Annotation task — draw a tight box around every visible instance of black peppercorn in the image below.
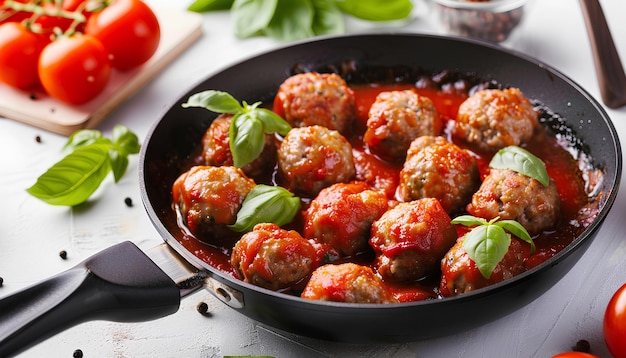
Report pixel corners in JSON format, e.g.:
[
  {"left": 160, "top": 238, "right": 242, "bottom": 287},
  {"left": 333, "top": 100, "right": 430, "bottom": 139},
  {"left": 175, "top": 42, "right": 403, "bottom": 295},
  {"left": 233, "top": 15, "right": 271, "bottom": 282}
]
[
  {"left": 0, "top": 276, "right": 4, "bottom": 287},
  {"left": 73, "top": 349, "right": 83, "bottom": 358},
  {"left": 574, "top": 339, "right": 591, "bottom": 353},
  {"left": 196, "top": 301, "right": 211, "bottom": 316},
  {"left": 124, "top": 197, "right": 133, "bottom": 207},
  {"left": 35, "top": 135, "right": 42, "bottom": 143},
  {"left": 59, "top": 250, "right": 67, "bottom": 260}
]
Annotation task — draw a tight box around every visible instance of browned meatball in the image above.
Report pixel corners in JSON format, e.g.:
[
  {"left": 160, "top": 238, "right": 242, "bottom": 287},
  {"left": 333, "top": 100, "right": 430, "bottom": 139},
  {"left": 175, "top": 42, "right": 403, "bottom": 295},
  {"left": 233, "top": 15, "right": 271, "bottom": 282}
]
[
  {"left": 273, "top": 72, "right": 356, "bottom": 134},
  {"left": 172, "top": 166, "right": 255, "bottom": 237},
  {"left": 201, "top": 114, "right": 276, "bottom": 178},
  {"left": 364, "top": 90, "right": 442, "bottom": 162},
  {"left": 467, "top": 168, "right": 560, "bottom": 236},
  {"left": 440, "top": 236, "right": 526, "bottom": 297},
  {"left": 399, "top": 136, "right": 480, "bottom": 215},
  {"left": 231, "top": 223, "right": 329, "bottom": 291},
  {"left": 277, "top": 125, "right": 356, "bottom": 197},
  {"left": 301, "top": 263, "right": 398, "bottom": 303},
  {"left": 369, "top": 198, "right": 457, "bottom": 282},
  {"left": 304, "top": 181, "right": 389, "bottom": 257},
  {"left": 453, "top": 87, "right": 538, "bottom": 153}
]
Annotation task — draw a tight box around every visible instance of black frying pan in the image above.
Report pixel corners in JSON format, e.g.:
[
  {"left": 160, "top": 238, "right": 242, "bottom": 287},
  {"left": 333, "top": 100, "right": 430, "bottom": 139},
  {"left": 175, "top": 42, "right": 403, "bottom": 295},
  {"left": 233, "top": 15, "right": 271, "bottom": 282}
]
[{"left": 0, "top": 34, "right": 621, "bottom": 356}]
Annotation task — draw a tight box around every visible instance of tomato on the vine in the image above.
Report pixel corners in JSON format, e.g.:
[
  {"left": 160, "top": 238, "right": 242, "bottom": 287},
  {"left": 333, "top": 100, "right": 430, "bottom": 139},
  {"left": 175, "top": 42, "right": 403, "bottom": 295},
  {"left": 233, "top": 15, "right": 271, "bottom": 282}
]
[
  {"left": 0, "top": 22, "right": 49, "bottom": 89},
  {"left": 604, "top": 283, "right": 626, "bottom": 358},
  {"left": 85, "top": 0, "right": 160, "bottom": 70},
  {"left": 38, "top": 34, "right": 111, "bottom": 104},
  {"left": 552, "top": 353, "right": 599, "bottom": 358},
  {"left": 0, "top": 0, "right": 30, "bottom": 24}
]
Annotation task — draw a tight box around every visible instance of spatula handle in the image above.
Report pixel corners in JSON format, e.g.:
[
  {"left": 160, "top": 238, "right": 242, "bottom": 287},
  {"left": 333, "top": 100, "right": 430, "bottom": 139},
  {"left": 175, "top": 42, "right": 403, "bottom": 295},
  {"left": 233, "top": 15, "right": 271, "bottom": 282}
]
[{"left": 0, "top": 241, "right": 180, "bottom": 357}]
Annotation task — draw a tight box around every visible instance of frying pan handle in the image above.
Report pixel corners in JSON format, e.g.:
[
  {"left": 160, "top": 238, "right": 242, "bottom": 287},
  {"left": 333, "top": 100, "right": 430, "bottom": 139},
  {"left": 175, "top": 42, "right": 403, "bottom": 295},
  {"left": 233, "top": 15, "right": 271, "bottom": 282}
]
[{"left": 0, "top": 241, "right": 181, "bottom": 357}]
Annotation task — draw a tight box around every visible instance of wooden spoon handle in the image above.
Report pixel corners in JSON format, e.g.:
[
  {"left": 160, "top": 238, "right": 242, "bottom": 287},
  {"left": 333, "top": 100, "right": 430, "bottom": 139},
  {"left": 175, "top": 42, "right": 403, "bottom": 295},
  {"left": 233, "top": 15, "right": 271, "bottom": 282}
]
[{"left": 579, "top": 0, "right": 626, "bottom": 108}]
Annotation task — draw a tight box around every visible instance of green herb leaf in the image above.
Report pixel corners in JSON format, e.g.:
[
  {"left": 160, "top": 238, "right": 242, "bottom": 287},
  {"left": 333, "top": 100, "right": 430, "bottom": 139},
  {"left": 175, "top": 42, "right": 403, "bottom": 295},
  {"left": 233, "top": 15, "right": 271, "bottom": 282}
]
[
  {"left": 489, "top": 146, "right": 550, "bottom": 187},
  {"left": 27, "top": 143, "right": 112, "bottom": 206},
  {"left": 27, "top": 125, "right": 140, "bottom": 206},
  {"left": 463, "top": 224, "right": 511, "bottom": 280},
  {"left": 232, "top": 0, "right": 278, "bottom": 38},
  {"left": 264, "top": 0, "right": 315, "bottom": 42},
  {"left": 228, "top": 184, "right": 301, "bottom": 232},
  {"left": 453, "top": 215, "right": 535, "bottom": 279},
  {"left": 311, "top": 0, "right": 344, "bottom": 36},
  {"left": 335, "top": 0, "right": 413, "bottom": 21},
  {"left": 255, "top": 108, "right": 291, "bottom": 136},
  {"left": 182, "top": 90, "right": 243, "bottom": 114},
  {"left": 495, "top": 219, "right": 535, "bottom": 254},
  {"left": 187, "top": 0, "right": 234, "bottom": 12},
  {"left": 229, "top": 112, "right": 265, "bottom": 168}
]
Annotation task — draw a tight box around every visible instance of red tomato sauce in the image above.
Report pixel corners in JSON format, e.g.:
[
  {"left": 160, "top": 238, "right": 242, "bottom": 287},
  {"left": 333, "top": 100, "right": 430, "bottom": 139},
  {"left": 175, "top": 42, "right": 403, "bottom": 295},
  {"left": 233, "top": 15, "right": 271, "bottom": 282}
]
[{"left": 175, "top": 82, "right": 598, "bottom": 299}]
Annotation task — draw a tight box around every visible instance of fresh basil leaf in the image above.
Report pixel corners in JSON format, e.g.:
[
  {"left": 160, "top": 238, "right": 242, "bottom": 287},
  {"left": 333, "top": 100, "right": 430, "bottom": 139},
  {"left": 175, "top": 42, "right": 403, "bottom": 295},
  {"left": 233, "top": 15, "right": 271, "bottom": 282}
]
[
  {"left": 451, "top": 215, "right": 488, "bottom": 227},
  {"left": 232, "top": 0, "right": 278, "bottom": 38},
  {"left": 26, "top": 143, "right": 112, "bottom": 206},
  {"left": 489, "top": 146, "right": 550, "bottom": 187},
  {"left": 311, "top": 0, "right": 344, "bottom": 36},
  {"left": 63, "top": 129, "right": 104, "bottom": 154},
  {"left": 108, "top": 149, "right": 128, "bottom": 183},
  {"left": 229, "top": 184, "right": 301, "bottom": 232},
  {"left": 187, "top": 0, "right": 234, "bottom": 12},
  {"left": 230, "top": 112, "right": 265, "bottom": 168},
  {"left": 255, "top": 108, "right": 291, "bottom": 136},
  {"left": 335, "top": 0, "right": 413, "bottom": 21},
  {"left": 463, "top": 224, "right": 511, "bottom": 279},
  {"left": 264, "top": 0, "right": 315, "bottom": 42},
  {"left": 495, "top": 219, "right": 535, "bottom": 254},
  {"left": 182, "top": 90, "right": 243, "bottom": 114},
  {"left": 112, "top": 124, "right": 140, "bottom": 156}
]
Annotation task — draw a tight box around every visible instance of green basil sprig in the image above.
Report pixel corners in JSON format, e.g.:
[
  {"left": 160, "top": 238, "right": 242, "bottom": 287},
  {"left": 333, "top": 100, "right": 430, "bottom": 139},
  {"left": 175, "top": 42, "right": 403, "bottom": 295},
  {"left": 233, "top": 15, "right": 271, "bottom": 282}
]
[
  {"left": 26, "top": 125, "right": 140, "bottom": 206},
  {"left": 489, "top": 146, "right": 549, "bottom": 187},
  {"left": 187, "top": 0, "right": 413, "bottom": 42},
  {"left": 229, "top": 184, "right": 301, "bottom": 232},
  {"left": 182, "top": 90, "right": 291, "bottom": 168},
  {"left": 451, "top": 215, "right": 535, "bottom": 279}
]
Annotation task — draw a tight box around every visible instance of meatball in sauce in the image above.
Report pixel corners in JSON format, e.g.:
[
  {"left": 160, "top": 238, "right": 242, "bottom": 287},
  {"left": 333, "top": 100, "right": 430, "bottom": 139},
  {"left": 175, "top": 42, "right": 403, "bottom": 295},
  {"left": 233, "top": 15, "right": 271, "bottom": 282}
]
[
  {"left": 467, "top": 168, "right": 561, "bottom": 236},
  {"left": 231, "top": 223, "right": 333, "bottom": 292},
  {"left": 399, "top": 136, "right": 480, "bottom": 215},
  {"left": 301, "top": 263, "right": 397, "bottom": 304},
  {"left": 273, "top": 72, "right": 356, "bottom": 134},
  {"left": 369, "top": 198, "right": 458, "bottom": 282},
  {"left": 364, "top": 90, "right": 443, "bottom": 162},
  {"left": 277, "top": 125, "right": 356, "bottom": 196},
  {"left": 172, "top": 166, "right": 255, "bottom": 238},
  {"left": 453, "top": 87, "right": 538, "bottom": 153},
  {"left": 304, "top": 181, "right": 390, "bottom": 257}
]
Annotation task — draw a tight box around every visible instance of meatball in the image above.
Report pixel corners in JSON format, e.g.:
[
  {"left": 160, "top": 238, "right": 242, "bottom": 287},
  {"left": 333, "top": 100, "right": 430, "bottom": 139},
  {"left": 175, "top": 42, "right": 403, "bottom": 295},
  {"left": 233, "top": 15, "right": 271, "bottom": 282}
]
[
  {"left": 201, "top": 114, "right": 276, "bottom": 177},
  {"left": 277, "top": 125, "right": 356, "bottom": 197},
  {"left": 440, "top": 236, "right": 526, "bottom": 297},
  {"left": 231, "top": 223, "right": 329, "bottom": 291},
  {"left": 274, "top": 72, "right": 356, "bottom": 134},
  {"left": 172, "top": 166, "right": 255, "bottom": 237},
  {"left": 364, "top": 90, "right": 442, "bottom": 162},
  {"left": 466, "top": 168, "right": 560, "bottom": 236},
  {"left": 453, "top": 87, "right": 538, "bottom": 153},
  {"left": 399, "top": 136, "right": 480, "bottom": 215},
  {"left": 301, "top": 263, "right": 398, "bottom": 304},
  {"left": 304, "top": 181, "right": 389, "bottom": 256},
  {"left": 369, "top": 198, "right": 457, "bottom": 282}
]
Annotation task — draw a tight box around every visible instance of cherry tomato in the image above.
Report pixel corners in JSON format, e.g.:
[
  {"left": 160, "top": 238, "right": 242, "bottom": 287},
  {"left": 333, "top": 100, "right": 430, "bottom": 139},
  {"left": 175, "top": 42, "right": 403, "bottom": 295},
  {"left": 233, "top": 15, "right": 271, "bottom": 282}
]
[
  {"left": 0, "top": 22, "right": 49, "bottom": 89},
  {"left": 552, "top": 353, "right": 599, "bottom": 358},
  {"left": 38, "top": 34, "right": 111, "bottom": 104},
  {"left": 604, "top": 283, "right": 626, "bottom": 358},
  {"left": 85, "top": 0, "right": 160, "bottom": 70}
]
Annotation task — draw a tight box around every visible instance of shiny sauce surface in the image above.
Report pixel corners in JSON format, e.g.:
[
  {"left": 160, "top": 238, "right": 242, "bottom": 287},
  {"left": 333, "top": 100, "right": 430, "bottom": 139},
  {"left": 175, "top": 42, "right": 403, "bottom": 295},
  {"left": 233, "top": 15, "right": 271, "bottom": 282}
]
[{"left": 175, "top": 82, "right": 598, "bottom": 298}]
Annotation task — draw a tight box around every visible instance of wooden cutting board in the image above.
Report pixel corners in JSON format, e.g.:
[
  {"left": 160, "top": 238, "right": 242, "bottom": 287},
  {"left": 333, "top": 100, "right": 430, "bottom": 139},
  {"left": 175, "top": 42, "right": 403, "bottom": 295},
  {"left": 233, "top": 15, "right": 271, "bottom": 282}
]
[{"left": 0, "top": 5, "right": 203, "bottom": 136}]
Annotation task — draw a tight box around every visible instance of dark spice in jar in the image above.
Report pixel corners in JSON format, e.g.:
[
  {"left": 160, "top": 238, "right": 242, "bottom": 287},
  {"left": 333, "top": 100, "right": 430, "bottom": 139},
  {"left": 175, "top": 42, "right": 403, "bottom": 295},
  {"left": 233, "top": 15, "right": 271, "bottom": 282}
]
[{"left": 436, "top": 2, "right": 524, "bottom": 43}]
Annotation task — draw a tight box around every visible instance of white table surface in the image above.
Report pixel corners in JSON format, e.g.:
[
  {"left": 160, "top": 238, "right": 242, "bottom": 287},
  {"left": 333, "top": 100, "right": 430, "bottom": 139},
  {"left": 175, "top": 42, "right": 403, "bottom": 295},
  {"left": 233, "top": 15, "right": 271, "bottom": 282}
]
[{"left": 2, "top": 0, "right": 626, "bottom": 357}]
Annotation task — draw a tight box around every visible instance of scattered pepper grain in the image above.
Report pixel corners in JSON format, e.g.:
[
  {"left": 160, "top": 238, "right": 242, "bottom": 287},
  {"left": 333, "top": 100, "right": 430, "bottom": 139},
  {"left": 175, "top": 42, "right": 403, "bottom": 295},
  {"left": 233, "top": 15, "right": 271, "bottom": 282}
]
[
  {"left": 0, "top": 276, "right": 4, "bottom": 287},
  {"left": 73, "top": 349, "right": 83, "bottom": 358},
  {"left": 196, "top": 301, "right": 211, "bottom": 316},
  {"left": 124, "top": 197, "right": 133, "bottom": 207},
  {"left": 574, "top": 339, "right": 591, "bottom": 353},
  {"left": 35, "top": 135, "right": 42, "bottom": 143},
  {"left": 59, "top": 250, "right": 67, "bottom": 260}
]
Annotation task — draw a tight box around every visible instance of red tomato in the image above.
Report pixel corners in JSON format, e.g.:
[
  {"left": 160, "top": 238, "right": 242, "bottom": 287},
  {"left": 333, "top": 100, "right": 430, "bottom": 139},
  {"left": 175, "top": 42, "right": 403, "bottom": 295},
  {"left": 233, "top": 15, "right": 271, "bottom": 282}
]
[
  {"left": 85, "top": 0, "right": 160, "bottom": 70},
  {"left": 605, "top": 283, "right": 626, "bottom": 358},
  {"left": 0, "top": 22, "right": 49, "bottom": 89},
  {"left": 552, "top": 353, "right": 599, "bottom": 358},
  {"left": 38, "top": 34, "right": 111, "bottom": 104}
]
